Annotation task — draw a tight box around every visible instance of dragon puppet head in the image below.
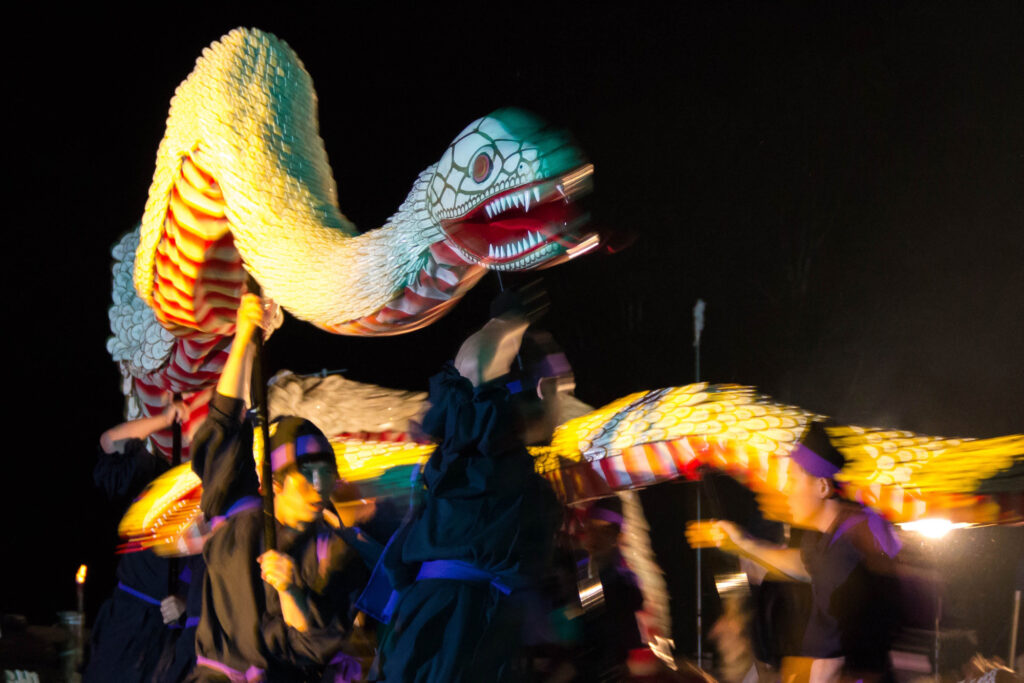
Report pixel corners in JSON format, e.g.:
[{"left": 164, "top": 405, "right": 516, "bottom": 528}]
[
  {"left": 130, "top": 28, "right": 597, "bottom": 340},
  {"left": 426, "top": 109, "right": 595, "bottom": 270}
]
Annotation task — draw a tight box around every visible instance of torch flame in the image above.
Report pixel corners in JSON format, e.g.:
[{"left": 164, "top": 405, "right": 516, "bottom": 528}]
[{"left": 76, "top": 564, "right": 87, "bottom": 584}]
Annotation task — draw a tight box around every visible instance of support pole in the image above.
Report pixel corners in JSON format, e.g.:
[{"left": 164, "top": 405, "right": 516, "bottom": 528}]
[
  {"left": 696, "top": 488, "right": 702, "bottom": 668},
  {"left": 169, "top": 393, "right": 182, "bottom": 594},
  {"left": 171, "top": 393, "right": 182, "bottom": 467},
  {"left": 1010, "top": 589, "right": 1021, "bottom": 672},
  {"left": 693, "top": 299, "right": 705, "bottom": 668},
  {"left": 934, "top": 593, "right": 941, "bottom": 683}
]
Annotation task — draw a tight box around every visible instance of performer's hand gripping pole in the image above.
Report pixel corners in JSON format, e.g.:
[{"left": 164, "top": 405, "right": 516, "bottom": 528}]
[{"left": 248, "top": 278, "right": 276, "bottom": 552}]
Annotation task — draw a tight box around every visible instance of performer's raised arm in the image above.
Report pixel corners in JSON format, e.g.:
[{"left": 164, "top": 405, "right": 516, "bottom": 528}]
[
  {"left": 191, "top": 293, "right": 265, "bottom": 518},
  {"left": 686, "top": 519, "right": 810, "bottom": 581},
  {"left": 99, "top": 400, "right": 185, "bottom": 454},
  {"left": 217, "top": 293, "right": 262, "bottom": 400},
  {"left": 95, "top": 401, "right": 187, "bottom": 505}
]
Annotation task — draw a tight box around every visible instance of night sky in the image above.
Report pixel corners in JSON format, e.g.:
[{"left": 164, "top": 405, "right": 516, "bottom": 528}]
[{"left": 6, "top": 1, "right": 1023, "bottom": 655}]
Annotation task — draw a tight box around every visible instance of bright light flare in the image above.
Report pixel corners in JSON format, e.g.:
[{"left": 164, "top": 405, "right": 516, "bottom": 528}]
[
  {"left": 898, "top": 518, "right": 969, "bottom": 538},
  {"left": 715, "top": 572, "right": 750, "bottom": 595},
  {"left": 76, "top": 564, "right": 87, "bottom": 584},
  {"left": 578, "top": 575, "right": 605, "bottom": 611},
  {"left": 649, "top": 635, "right": 678, "bottom": 671}
]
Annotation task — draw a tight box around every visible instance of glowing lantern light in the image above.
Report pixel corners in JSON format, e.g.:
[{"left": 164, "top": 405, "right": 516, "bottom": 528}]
[{"left": 898, "top": 518, "right": 969, "bottom": 539}]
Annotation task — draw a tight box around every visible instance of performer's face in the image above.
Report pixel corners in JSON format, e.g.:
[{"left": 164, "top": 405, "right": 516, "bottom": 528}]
[
  {"left": 580, "top": 519, "right": 619, "bottom": 558},
  {"left": 299, "top": 461, "right": 337, "bottom": 502},
  {"left": 786, "top": 465, "right": 830, "bottom": 528},
  {"left": 274, "top": 462, "right": 336, "bottom": 530},
  {"left": 520, "top": 379, "right": 561, "bottom": 446}
]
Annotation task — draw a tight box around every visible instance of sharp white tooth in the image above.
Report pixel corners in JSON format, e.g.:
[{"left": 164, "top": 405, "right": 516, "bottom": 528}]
[
  {"left": 486, "top": 204, "right": 493, "bottom": 219},
  {"left": 488, "top": 243, "right": 495, "bottom": 258},
  {"left": 513, "top": 193, "right": 522, "bottom": 207},
  {"left": 522, "top": 190, "right": 531, "bottom": 212},
  {"left": 529, "top": 231, "right": 539, "bottom": 246},
  {"left": 518, "top": 238, "right": 528, "bottom": 254},
  {"left": 533, "top": 187, "right": 541, "bottom": 202}
]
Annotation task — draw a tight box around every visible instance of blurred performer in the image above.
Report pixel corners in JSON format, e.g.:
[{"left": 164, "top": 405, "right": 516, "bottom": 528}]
[
  {"left": 153, "top": 554, "right": 206, "bottom": 683},
  {"left": 84, "top": 402, "right": 189, "bottom": 683},
  {"left": 744, "top": 531, "right": 813, "bottom": 683},
  {"left": 373, "top": 308, "right": 565, "bottom": 681},
  {"left": 574, "top": 497, "right": 645, "bottom": 682},
  {"left": 187, "top": 294, "right": 367, "bottom": 683},
  {"left": 687, "top": 422, "right": 902, "bottom": 683}
]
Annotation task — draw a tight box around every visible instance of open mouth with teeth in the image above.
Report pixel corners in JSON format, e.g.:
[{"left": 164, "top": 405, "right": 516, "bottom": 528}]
[{"left": 439, "top": 164, "right": 595, "bottom": 269}]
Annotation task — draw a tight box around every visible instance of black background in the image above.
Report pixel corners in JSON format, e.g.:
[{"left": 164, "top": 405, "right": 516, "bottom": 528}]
[{"left": 5, "top": 1, "right": 1022, "bottom": 658}]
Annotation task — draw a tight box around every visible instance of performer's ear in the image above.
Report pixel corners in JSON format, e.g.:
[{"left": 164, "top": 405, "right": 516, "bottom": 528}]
[{"left": 817, "top": 477, "right": 833, "bottom": 500}]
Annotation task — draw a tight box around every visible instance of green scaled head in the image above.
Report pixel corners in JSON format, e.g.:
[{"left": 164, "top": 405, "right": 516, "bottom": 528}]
[{"left": 427, "top": 108, "right": 596, "bottom": 270}]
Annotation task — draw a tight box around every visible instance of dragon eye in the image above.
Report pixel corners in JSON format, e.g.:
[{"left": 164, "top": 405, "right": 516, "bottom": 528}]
[{"left": 471, "top": 153, "right": 493, "bottom": 183}]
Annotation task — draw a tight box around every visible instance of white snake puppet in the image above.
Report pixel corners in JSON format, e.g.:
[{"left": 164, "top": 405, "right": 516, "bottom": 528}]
[{"left": 107, "top": 28, "right": 596, "bottom": 457}]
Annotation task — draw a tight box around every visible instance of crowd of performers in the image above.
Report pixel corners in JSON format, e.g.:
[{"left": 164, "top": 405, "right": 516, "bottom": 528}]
[{"left": 83, "top": 292, "right": 982, "bottom": 683}]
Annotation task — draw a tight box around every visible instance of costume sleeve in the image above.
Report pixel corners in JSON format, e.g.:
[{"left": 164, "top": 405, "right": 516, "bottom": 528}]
[
  {"left": 260, "top": 613, "right": 348, "bottom": 669},
  {"left": 201, "top": 513, "right": 347, "bottom": 672},
  {"left": 419, "top": 361, "right": 525, "bottom": 498},
  {"left": 385, "top": 361, "right": 561, "bottom": 582},
  {"left": 261, "top": 536, "right": 361, "bottom": 668},
  {"left": 94, "top": 437, "right": 169, "bottom": 504},
  {"left": 191, "top": 392, "right": 260, "bottom": 518}
]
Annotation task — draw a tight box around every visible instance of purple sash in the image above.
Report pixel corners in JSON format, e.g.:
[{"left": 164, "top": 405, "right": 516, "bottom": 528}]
[
  {"left": 416, "top": 559, "right": 514, "bottom": 595},
  {"left": 117, "top": 581, "right": 161, "bottom": 606},
  {"left": 210, "top": 496, "right": 262, "bottom": 531},
  {"left": 829, "top": 510, "right": 902, "bottom": 558},
  {"left": 195, "top": 655, "right": 264, "bottom": 682}
]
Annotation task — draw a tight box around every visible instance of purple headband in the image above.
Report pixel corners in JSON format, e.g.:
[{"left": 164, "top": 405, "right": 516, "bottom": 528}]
[
  {"left": 270, "top": 434, "right": 333, "bottom": 472},
  {"left": 790, "top": 443, "right": 841, "bottom": 479},
  {"left": 589, "top": 507, "right": 625, "bottom": 527}
]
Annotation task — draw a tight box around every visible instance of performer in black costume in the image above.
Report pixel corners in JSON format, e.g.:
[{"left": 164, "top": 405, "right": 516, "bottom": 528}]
[
  {"left": 573, "top": 497, "right": 645, "bottom": 682},
  {"left": 84, "top": 402, "right": 189, "bottom": 683},
  {"left": 154, "top": 554, "right": 206, "bottom": 683},
  {"left": 187, "top": 294, "right": 368, "bottom": 683},
  {"left": 374, "top": 309, "right": 566, "bottom": 682},
  {"left": 688, "top": 421, "right": 902, "bottom": 683}
]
